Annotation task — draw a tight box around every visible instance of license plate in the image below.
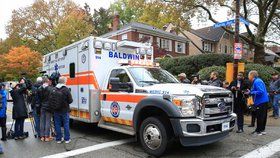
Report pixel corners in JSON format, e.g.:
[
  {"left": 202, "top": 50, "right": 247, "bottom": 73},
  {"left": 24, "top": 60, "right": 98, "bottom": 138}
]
[{"left": 222, "top": 122, "right": 230, "bottom": 131}]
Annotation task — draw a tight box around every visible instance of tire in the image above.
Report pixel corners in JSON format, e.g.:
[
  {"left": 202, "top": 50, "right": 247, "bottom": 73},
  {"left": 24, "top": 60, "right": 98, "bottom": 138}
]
[{"left": 139, "top": 117, "right": 170, "bottom": 157}]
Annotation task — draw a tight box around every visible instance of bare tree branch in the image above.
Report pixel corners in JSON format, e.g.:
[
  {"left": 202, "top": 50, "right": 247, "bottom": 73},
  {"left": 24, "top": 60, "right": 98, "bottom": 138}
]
[
  {"left": 262, "top": 0, "right": 279, "bottom": 36},
  {"left": 265, "top": 40, "right": 280, "bottom": 46},
  {"left": 243, "top": 0, "right": 255, "bottom": 38}
]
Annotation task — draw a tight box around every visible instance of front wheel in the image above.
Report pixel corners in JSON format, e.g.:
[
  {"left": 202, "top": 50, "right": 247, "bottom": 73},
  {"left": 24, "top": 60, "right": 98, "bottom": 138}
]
[{"left": 139, "top": 117, "right": 170, "bottom": 157}]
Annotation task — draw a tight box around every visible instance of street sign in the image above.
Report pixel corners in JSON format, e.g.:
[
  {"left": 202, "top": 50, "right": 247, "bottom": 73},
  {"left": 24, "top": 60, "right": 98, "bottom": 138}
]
[
  {"left": 213, "top": 19, "right": 235, "bottom": 28},
  {"left": 213, "top": 18, "right": 250, "bottom": 28},
  {"left": 234, "top": 43, "right": 243, "bottom": 59}
]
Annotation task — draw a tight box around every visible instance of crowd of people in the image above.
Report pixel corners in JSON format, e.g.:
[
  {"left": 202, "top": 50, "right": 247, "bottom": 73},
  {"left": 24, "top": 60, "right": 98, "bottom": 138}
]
[
  {"left": 178, "top": 70, "right": 276, "bottom": 136},
  {"left": 0, "top": 76, "right": 73, "bottom": 154}
]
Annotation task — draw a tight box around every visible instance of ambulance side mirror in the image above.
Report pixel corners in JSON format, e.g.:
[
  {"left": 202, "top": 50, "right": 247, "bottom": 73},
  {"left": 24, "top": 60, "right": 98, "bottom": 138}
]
[{"left": 109, "top": 77, "right": 133, "bottom": 93}]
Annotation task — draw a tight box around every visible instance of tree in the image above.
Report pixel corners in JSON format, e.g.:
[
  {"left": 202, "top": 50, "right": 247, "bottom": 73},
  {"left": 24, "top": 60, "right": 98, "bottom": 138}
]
[
  {"left": 6, "top": 0, "right": 93, "bottom": 54},
  {"left": 109, "top": 0, "right": 190, "bottom": 30},
  {"left": 164, "top": 0, "right": 280, "bottom": 64},
  {"left": 92, "top": 8, "right": 113, "bottom": 36},
  {"left": 0, "top": 46, "right": 42, "bottom": 80}
]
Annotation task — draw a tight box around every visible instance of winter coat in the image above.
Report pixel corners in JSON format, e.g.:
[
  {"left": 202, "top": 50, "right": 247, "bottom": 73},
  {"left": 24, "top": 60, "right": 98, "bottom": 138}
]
[
  {"left": 250, "top": 77, "right": 269, "bottom": 106},
  {"left": 209, "top": 78, "right": 223, "bottom": 87},
  {"left": 10, "top": 84, "right": 28, "bottom": 119},
  {"left": 30, "top": 83, "right": 42, "bottom": 110},
  {"left": 229, "top": 79, "right": 250, "bottom": 111},
  {"left": 38, "top": 84, "right": 53, "bottom": 111},
  {"left": 0, "top": 90, "right": 7, "bottom": 118},
  {"left": 55, "top": 84, "right": 73, "bottom": 113}
]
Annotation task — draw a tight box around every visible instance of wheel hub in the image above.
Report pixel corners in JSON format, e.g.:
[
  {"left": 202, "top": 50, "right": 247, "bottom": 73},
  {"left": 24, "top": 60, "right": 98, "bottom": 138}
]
[{"left": 143, "top": 124, "right": 162, "bottom": 150}]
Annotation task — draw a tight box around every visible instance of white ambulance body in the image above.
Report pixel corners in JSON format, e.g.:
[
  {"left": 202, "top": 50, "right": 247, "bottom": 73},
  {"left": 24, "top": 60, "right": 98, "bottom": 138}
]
[{"left": 43, "top": 36, "right": 236, "bottom": 156}]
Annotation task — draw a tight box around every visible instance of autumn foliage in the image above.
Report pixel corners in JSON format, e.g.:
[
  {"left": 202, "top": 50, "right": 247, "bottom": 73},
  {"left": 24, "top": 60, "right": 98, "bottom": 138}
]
[{"left": 0, "top": 46, "right": 42, "bottom": 80}]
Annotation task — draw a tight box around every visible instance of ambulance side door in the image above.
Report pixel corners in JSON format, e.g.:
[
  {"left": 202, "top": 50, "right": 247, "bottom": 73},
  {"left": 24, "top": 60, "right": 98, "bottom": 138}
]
[{"left": 101, "top": 68, "right": 135, "bottom": 126}]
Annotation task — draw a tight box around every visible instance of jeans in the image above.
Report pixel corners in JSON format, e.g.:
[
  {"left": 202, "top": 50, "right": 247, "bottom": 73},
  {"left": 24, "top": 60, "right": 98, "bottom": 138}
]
[
  {"left": 272, "top": 94, "right": 280, "bottom": 117},
  {"left": 14, "top": 118, "right": 25, "bottom": 137},
  {"left": 40, "top": 109, "right": 52, "bottom": 137},
  {"left": 54, "top": 112, "right": 70, "bottom": 141},
  {"left": 235, "top": 104, "right": 244, "bottom": 130},
  {"left": 33, "top": 109, "right": 40, "bottom": 137}
]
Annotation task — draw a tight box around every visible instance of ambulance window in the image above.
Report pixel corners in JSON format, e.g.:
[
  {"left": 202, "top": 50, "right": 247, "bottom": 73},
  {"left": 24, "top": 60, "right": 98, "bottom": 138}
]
[
  {"left": 109, "top": 69, "right": 131, "bottom": 83},
  {"left": 69, "top": 63, "right": 75, "bottom": 78}
]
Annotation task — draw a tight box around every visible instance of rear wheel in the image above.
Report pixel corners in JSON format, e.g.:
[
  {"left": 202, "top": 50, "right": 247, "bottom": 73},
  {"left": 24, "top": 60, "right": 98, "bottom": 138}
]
[{"left": 139, "top": 117, "right": 170, "bottom": 157}]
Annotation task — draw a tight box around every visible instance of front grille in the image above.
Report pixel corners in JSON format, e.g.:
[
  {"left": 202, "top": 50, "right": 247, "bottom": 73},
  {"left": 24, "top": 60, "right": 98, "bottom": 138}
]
[{"left": 203, "top": 93, "right": 233, "bottom": 119}]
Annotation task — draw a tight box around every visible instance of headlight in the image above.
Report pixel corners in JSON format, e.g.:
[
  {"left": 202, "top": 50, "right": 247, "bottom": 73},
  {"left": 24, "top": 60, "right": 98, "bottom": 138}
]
[{"left": 173, "top": 96, "right": 199, "bottom": 117}]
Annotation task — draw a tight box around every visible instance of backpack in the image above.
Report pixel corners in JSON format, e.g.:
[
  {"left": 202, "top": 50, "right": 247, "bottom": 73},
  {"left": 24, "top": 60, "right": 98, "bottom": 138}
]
[{"left": 48, "top": 87, "right": 65, "bottom": 112}]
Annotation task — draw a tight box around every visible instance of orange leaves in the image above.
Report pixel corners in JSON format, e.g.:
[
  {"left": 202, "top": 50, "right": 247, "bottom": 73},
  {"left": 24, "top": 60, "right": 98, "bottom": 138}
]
[{"left": 0, "top": 46, "right": 42, "bottom": 80}]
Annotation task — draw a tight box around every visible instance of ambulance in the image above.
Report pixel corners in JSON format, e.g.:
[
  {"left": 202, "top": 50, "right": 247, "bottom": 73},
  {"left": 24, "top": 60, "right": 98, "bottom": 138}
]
[{"left": 43, "top": 36, "right": 236, "bottom": 156}]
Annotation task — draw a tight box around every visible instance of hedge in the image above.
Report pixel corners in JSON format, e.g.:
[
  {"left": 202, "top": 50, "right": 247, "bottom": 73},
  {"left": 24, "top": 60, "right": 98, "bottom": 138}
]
[
  {"left": 198, "top": 64, "right": 279, "bottom": 86},
  {"left": 198, "top": 66, "right": 226, "bottom": 81},
  {"left": 159, "top": 53, "right": 245, "bottom": 79}
]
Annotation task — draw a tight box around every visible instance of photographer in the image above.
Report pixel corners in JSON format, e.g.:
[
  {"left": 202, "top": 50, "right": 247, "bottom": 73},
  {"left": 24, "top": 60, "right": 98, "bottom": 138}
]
[
  {"left": 229, "top": 72, "right": 250, "bottom": 133},
  {"left": 31, "top": 77, "right": 43, "bottom": 138},
  {"left": 10, "top": 79, "right": 28, "bottom": 140}
]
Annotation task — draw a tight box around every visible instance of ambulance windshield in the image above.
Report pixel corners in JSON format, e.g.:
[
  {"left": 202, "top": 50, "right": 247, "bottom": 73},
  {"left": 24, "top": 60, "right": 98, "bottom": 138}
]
[{"left": 129, "top": 67, "right": 179, "bottom": 87}]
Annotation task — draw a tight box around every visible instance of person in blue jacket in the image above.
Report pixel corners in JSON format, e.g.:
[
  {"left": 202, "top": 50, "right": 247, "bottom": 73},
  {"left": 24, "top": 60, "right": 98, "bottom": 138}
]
[
  {"left": 0, "top": 83, "right": 7, "bottom": 141},
  {"left": 246, "top": 70, "right": 269, "bottom": 135}
]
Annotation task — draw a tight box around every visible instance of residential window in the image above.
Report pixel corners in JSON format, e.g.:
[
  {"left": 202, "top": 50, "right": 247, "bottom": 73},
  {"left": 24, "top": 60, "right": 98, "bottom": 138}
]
[
  {"left": 121, "top": 34, "right": 128, "bottom": 40},
  {"left": 202, "top": 41, "right": 213, "bottom": 52},
  {"left": 223, "top": 33, "right": 229, "bottom": 39},
  {"left": 161, "top": 38, "right": 170, "bottom": 50},
  {"left": 139, "top": 34, "right": 153, "bottom": 44},
  {"left": 176, "top": 42, "right": 185, "bottom": 54}
]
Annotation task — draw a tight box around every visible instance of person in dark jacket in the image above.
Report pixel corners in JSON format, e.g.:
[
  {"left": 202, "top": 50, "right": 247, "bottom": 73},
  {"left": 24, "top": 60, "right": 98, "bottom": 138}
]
[
  {"left": 31, "top": 77, "right": 43, "bottom": 138},
  {"left": 208, "top": 71, "right": 222, "bottom": 87},
  {"left": 10, "top": 79, "right": 28, "bottom": 140},
  {"left": 0, "top": 83, "right": 7, "bottom": 141},
  {"left": 269, "top": 73, "right": 280, "bottom": 119},
  {"left": 178, "top": 73, "right": 190, "bottom": 83},
  {"left": 38, "top": 77, "right": 53, "bottom": 142},
  {"left": 229, "top": 72, "right": 250, "bottom": 133},
  {"left": 54, "top": 77, "right": 73, "bottom": 144},
  {"left": 245, "top": 70, "right": 269, "bottom": 135}
]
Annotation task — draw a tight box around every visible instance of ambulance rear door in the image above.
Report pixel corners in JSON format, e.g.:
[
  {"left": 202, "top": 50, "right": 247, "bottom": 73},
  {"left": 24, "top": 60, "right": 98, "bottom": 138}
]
[{"left": 77, "top": 41, "right": 91, "bottom": 121}]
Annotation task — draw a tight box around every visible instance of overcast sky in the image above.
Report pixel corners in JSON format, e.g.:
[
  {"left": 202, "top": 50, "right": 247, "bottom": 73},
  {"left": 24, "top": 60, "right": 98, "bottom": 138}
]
[{"left": 1, "top": 0, "right": 276, "bottom": 44}]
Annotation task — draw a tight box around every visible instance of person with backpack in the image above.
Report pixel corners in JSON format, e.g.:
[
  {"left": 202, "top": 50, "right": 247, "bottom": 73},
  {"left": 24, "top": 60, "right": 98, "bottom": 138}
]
[
  {"left": 51, "top": 77, "right": 73, "bottom": 144},
  {"left": 31, "top": 77, "right": 43, "bottom": 138},
  {"left": 38, "top": 77, "right": 53, "bottom": 142},
  {"left": 0, "top": 83, "right": 7, "bottom": 141},
  {"left": 10, "top": 80, "right": 28, "bottom": 140}
]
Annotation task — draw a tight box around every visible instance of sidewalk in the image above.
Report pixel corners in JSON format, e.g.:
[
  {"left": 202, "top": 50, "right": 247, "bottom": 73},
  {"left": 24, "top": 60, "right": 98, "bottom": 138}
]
[{"left": 244, "top": 110, "right": 280, "bottom": 126}]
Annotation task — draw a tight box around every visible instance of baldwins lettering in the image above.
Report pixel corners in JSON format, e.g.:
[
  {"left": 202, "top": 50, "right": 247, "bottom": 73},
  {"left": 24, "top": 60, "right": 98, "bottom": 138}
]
[{"left": 109, "top": 51, "right": 140, "bottom": 60}]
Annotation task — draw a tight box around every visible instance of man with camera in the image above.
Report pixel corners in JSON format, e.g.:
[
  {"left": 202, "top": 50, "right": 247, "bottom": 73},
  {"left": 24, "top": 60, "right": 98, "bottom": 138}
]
[
  {"left": 229, "top": 72, "right": 250, "bottom": 133},
  {"left": 10, "top": 79, "right": 28, "bottom": 140}
]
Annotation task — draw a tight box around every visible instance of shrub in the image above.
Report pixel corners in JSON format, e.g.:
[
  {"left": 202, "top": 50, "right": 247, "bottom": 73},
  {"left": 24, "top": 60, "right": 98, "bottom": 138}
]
[
  {"left": 197, "top": 64, "right": 279, "bottom": 86},
  {"left": 244, "top": 64, "right": 279, "bottom": 85},
  {"left": 198, "top": 66, "right": 226, "bottom": 81},
  {"left": 160, "top": 53, "right": 245, "bottom": 79}
]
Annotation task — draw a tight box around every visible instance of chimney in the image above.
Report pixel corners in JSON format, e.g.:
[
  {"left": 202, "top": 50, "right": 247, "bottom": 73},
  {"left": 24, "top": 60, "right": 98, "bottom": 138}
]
[{"left": 113, "top": 12, "right": 120, "bottom": 31}]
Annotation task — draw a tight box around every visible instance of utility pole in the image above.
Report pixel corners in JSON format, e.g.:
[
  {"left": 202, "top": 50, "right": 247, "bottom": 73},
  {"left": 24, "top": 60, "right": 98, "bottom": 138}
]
[{"left": 233, "top": 0, "right": 240, "bottom": 80}]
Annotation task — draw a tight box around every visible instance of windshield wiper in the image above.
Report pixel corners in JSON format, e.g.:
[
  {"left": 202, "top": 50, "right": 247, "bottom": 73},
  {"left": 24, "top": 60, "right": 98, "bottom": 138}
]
[{"left": 139, "top": 81, "right": 159, "bottom": 85}]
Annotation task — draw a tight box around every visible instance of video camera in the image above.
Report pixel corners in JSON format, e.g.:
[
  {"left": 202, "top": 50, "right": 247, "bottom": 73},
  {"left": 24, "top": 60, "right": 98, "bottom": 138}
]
[
  {"left": 40, "top": 70, "right": 61, "bottom": 87},
  {"left": 20, "top": 73, "right": 33, "bottom": 90}
]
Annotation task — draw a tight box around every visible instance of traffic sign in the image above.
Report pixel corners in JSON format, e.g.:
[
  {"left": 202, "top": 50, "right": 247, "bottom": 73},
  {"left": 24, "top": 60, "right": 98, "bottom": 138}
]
[
  {"left": 234, "top": 43, "right": 243, "bottom": 59},
  {"left": 213, "top": 18, "right": 250, "bottom": 28}
]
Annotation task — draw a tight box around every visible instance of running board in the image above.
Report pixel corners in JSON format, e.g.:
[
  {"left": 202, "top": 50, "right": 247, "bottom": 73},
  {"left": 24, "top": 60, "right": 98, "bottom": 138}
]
[{"left": 98, "top": 120, "right": 135, "bottom": 136}]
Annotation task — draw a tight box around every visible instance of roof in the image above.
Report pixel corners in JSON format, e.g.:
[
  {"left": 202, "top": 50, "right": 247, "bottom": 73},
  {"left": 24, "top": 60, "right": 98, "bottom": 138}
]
[
  {"left": 100, "top": 22, "right": 188, "bottom": 42},
  {"left": 190, "top": 26, "right": 225, "bottom": 42}
]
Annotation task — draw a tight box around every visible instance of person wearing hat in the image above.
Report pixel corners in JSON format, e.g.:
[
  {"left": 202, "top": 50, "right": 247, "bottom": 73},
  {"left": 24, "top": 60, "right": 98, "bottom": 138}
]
[
  {"left": 10, "top": 79, "right": 28, "bottom": 140},
  {"left": 0, "top": 83, "right": 7, "bottom": 141},
  {"left": 178, "top": 73, "right": 190, "bottom": 84},
  {"left": 269, "top": 72, "right": 280, "bottom": 119}
]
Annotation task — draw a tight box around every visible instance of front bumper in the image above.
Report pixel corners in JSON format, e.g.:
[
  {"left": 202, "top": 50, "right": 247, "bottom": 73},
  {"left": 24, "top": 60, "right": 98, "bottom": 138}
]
[{"left": 170, "top": 113, "right": 236, "bottom": 147}]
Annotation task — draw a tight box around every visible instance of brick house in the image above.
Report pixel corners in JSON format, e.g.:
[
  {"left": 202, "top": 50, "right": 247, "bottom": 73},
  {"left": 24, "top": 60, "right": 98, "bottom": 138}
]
[{"left": 100, "top": 15, "right": 189, "bottom": 59}]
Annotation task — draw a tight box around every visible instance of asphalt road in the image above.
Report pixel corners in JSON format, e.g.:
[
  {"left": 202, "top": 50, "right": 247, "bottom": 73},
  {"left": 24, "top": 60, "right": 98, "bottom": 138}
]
[{"left": 1, "top": 103, "right": 280, "bottom": 158}]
